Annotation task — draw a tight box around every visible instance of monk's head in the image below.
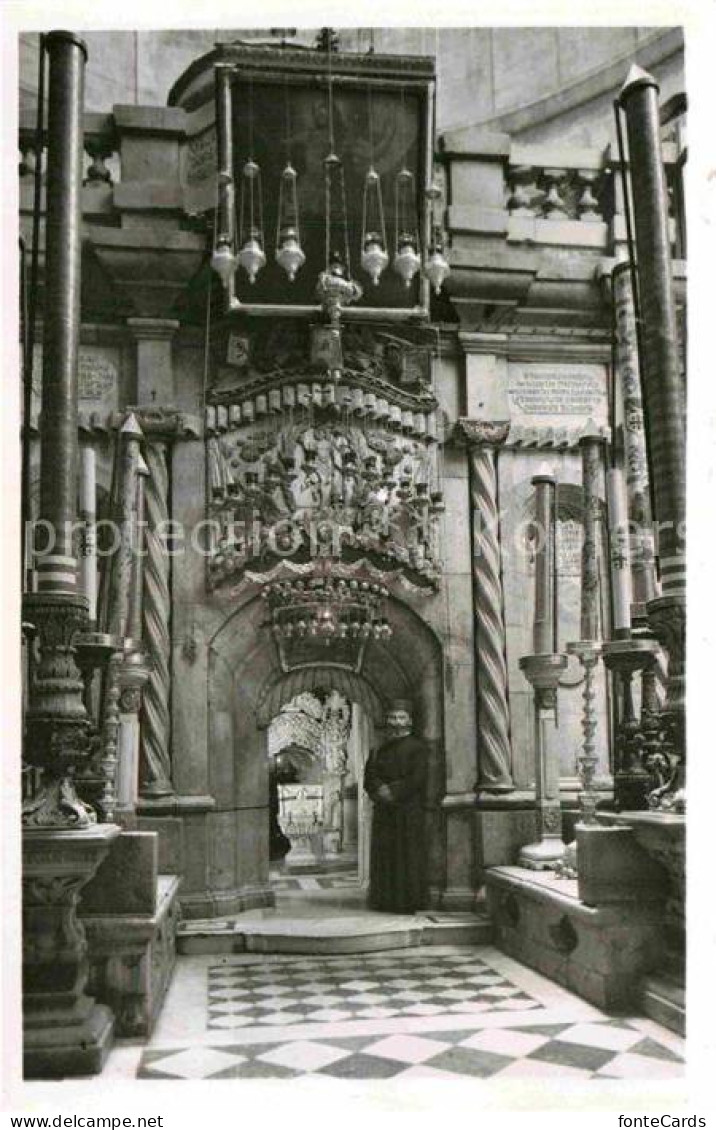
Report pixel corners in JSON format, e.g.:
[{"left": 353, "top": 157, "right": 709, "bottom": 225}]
[{"left": 384, "top": 700, "right": 413, "bottom": 736}]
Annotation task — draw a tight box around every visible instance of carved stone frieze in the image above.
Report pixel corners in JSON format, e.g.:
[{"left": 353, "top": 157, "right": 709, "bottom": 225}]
[
  {"left": 207, "top": 418, "right": 442, "bottom": 590},
  {"left": 208, "top": 321, "right": 438, "bottom": 430}
]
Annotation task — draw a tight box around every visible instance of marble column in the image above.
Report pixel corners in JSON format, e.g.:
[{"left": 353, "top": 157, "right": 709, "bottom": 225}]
[
  {"left": 126, "top": 320, "right": 179, "bottom": 799},
  {"left": 116, "top": 456, "right": 151, "bottom": 821},
  {"left": 611, "top": 260, "right": 658, "bottom": 616},
  {"left": 139, "top": 439, "right": 173, "bottom": 797},
  {"left": 455, "top": 419, "right": 514, "bottom": 793}
]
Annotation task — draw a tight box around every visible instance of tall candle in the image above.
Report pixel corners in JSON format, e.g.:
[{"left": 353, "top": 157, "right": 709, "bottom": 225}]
[
  {"left": 532, "top": 465, "right": 556, "bottom": 654},
  {"left": 606, "top": 467, "right": 633, "bottom": 635},
  {"left": 78, "top": 443, "right": 97, "bottom": 622},
  {"left": 579, "top": 425, "right": 605, "bottom": 642}
]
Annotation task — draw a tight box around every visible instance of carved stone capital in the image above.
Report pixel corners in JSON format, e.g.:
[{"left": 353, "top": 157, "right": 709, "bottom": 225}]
[
  {"left": 114, "top": 407, "right": 202, "bottom": 440},
  {"left": 452, "top": 418, "right": 510, "bottom": 448}
]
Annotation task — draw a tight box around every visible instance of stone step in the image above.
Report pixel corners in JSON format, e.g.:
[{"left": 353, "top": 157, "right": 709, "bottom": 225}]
[
  {"left": 177, "top": 911, "right": 493, "bottom": 956},
  {"left": 640, "top": 971, "right": 686, "bottom": 1036}
]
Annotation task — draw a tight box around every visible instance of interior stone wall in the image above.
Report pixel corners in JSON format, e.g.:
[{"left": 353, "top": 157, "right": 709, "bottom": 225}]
[{"left": 20, "top": 27, "right": 682, "bottom": 148}]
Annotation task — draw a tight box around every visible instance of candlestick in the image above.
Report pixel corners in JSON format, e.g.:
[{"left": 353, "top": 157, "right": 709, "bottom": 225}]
[
  {"left": 519, "top": 652, "right": 568, "bottom": 868},
  {"left": 567, "top": 639, "right": 602, "bottom": 827},
  {"left": 606, "top": 467, "right": 633, "bottom": 636}
]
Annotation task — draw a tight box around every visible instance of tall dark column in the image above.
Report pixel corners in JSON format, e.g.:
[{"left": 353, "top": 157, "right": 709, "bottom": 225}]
[
  {"left": 619, "top": 66, "right": 686, "bottom": 808},
  {"left": 22, "top": 31, "right": 119, "bottom": 1078},
  {"left": 36, "top": 32, "right": 85, "bottom": 593}
]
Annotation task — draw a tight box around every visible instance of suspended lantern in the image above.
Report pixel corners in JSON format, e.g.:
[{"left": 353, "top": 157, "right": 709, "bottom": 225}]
[
  {"left": 238, "top": 158, "right": 266, "bottom": 284},
  {"left": 275, "top": 163, "right": 306, "bottom": 282},
  {"left": 211, "top": 239, "right": 238, "bottom": 288},
  {"left": 360, "top": 83, "right": 389, "bottom": 287},
  {"left": 394, "top": 167, "right": 421, "bottom": 288},
  {"left": 424, "top": 238, "right": 450, "bottom": 294},
  {"left": 424, "top": 181, "right": 450, "bottom": 294},
  {"left": 211, "top": 166, "right": 238, "bottom": 288},
  {"left": 361, "top": 169, "right": 389, "bottom": 286}
]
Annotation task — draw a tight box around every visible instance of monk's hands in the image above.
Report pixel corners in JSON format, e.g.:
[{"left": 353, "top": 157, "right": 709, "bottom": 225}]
[{"left": 376, "top": 783, "right": 393, "bottom": 803}]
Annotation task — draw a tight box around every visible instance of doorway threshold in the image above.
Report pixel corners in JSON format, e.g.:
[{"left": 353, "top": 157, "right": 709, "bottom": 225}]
[{"left": 177, "top": 893, "right": 492, "bottom": 956}]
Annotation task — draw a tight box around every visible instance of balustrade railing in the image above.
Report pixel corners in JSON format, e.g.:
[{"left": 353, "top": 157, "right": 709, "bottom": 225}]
[{"left": 19, "top": 111, "right": 120, "bottom": 190}]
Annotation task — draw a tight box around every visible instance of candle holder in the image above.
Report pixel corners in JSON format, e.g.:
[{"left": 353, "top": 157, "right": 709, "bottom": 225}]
[
  {"left": 567, "top": 639, "right": 603, "bottom": 826},
  {"left": 602, "top": 636, "right": 659, "bottom": 811},
  {"left": 74, "top": 631, "right": 125, "bottom": 818},
  {"left": 518, "top": 652, "right": 568, "bottom": 869}
]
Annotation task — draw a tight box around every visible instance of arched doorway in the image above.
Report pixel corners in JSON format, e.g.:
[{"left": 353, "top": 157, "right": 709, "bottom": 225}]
[
  {"left": 263, "top": 683, "right": 376, "bottom": 898},
  {"left": 200, "top": 591, "right": 445, "bottom": 919}
]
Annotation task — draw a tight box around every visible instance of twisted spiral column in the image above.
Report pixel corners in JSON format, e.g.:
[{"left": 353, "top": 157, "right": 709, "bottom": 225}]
[
  {"left": 461, "top": 422, "right": 514, "bottom": 793},
  {"left": 139, "top": 441, "right": 173, "bottom": 797}
]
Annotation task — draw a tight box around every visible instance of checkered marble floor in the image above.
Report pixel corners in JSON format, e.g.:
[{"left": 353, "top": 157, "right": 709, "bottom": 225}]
[{"left": 133, "top": 947, "right": 685, "bottom": 1082}]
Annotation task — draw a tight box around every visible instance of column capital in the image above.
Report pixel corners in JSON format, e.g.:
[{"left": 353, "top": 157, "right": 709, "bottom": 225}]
[
  {"left": 452, "top": 418, "right": 511, "bottom": 448},
  {"left": 458, "top": 331, "right": 509, "bottom": 357},
  {"left": 126, "top": 317, "right": 180, "bottom": 342}
]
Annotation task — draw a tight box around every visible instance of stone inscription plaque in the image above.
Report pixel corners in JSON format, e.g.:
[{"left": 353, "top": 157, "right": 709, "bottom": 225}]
[
  {"left": 78, "top": 350, "right": 118, "bottom": 401},
  {"left": 507, "top": 364, "right": 607, "bottom": 425}
]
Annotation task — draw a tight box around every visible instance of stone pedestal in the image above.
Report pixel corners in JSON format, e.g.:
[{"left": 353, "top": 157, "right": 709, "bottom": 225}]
[
  {"left": 80, "top": 830, "right": 181, "bottom": 1037},
  {"left": 486, "top": 865, "right": 664, "bottom": 1012},
  {"left": 23, "top": 824, "right": 120, "bottom": 1078},
  {"left": 518, "top": 653, "right": 568, "bottom": 869},
  {"left": 576, "top": 822, "right": 666, "bottom": 907},
  {"left": 597, "top": 810, "right": 685, "bottom": 1033}
]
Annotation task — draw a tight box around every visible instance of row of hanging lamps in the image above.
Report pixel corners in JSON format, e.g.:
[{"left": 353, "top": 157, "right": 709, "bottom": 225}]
[{"left": 210, "top": 52, "right": 449, "bottom": 298}]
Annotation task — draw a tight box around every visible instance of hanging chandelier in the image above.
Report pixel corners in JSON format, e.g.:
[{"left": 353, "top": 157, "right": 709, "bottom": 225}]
[
  {"left": 314, "top": 52, "right": 361, "bottom": 320},
  {"left": 262, "top": 577, "right": 392, "bottom": 644}
]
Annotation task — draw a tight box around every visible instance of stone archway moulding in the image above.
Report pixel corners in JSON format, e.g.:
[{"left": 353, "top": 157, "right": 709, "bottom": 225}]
[{"left": 256, "top": 665, "right": 386, "bottom": 729}]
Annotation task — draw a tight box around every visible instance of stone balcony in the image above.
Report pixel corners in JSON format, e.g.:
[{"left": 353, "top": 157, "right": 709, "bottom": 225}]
[{"left": 438, "top": 128, "right": 686, "bottom": 333}]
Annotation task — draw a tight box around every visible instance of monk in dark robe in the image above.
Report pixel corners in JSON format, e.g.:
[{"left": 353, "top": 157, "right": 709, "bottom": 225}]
[{"left": 364, "top": 701, "right": 429, "bottom": 913}]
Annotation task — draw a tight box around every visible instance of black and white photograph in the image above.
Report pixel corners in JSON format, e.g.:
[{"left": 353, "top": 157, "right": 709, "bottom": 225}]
[{"left": 1, "top": 2, "right": 714, "bottom": 1123}]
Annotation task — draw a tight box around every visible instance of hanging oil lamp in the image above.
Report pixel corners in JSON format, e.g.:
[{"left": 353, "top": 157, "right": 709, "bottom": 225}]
[
  {"left": 424, "top": 181, "right": 450, "bottom": 294},
  {"left": 361, "top": 169, "right": 389, "bottom": 286},
  {"left": 394, "top": 167, "right": 421, "bottom": 287},
  {"left": 211, "top": 238, "right": 238, "bottom": 288},
  {"left": 275, "top": 163, "right": 305, "bottom": 282},
  {"left": 424, "top": 235, "right": 450, "bottom": 295},
  {"left": 238, "top": 158, "right": 266, "bottom": 284},
  {"left": 360, "top": 86, "right": 389, "bottom": 287},
  {"left": 211, "top": 167, "right": 238, "bottom": 288}
]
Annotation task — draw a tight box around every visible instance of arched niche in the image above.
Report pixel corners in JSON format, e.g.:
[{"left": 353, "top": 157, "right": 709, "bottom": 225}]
[{"left": 194, "top": 589, "right": 445, "bottom": 917}]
